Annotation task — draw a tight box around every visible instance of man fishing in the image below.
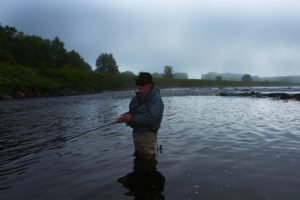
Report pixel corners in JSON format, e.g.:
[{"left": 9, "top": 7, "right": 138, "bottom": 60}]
[{"left": 117, "top": 72, "right": 164, "bottom": 158}]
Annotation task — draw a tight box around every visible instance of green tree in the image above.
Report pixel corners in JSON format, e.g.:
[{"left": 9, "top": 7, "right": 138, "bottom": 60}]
[
  {"left": 51, "top": 37, "right": 67, "bottom": 68},
  {"left": 163, "top": 65, "right": 174, "bottom": 79},
  {"left": 95, "top": 53, "right": 119, "bottom": 74},
  {"left": 121, "top": 71, "right": 135, "bottom": 76},
  {"left": 0, "top": 24, "right": 22, "bottom": 64},
  {"left": 0, "top": 48, "right": 14, "bottom": 64},
  {"left": 0, "top": 24, "right": 91, "bottom": 70},
  {"left": 241, "top": 74, "right": 252, "bottom": 82},
  {"left": 65, "top": 50, "right": 91, "bottom": 71},
  {"left": 19, "top": 35, "right": 53, "bottom": 68}
]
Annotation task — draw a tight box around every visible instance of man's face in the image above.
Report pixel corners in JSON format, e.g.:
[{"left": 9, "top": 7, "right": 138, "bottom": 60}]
[{"left": 137, "top": 82, "right": 152, "bottom": 96}]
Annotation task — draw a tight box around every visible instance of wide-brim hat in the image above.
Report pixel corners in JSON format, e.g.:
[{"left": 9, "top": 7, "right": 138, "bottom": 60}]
[{"left": 135, "top": 72, "right": 154, "bottom": 84}]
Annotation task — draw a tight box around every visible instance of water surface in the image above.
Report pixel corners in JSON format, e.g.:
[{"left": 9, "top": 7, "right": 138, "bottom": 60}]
[{"left": 1, "top": 88, "right": 300, "bottom": 199}]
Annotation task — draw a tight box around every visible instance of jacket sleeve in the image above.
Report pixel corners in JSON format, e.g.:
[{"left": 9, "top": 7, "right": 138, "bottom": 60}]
[{"left": 132, "top": 96, "right": 164, "bottom": 126}]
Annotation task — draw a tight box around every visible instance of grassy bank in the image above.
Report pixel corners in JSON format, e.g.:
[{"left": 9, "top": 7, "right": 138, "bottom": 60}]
[
  {"left": 0, "top": 64, "right": 298, "bottom": 99},
  {"left": 0, "top": 64, "right": 134, "bottom": 98}
]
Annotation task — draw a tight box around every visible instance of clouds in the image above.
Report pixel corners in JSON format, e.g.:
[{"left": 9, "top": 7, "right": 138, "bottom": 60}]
[{"left": 1, "top": 0, "right": 300, "bottom": 77}]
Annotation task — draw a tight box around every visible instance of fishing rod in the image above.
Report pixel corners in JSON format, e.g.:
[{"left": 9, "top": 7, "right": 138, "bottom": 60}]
[
  {"left": 65, "top": 120, "right": 163, "bottom": 157},
  {"left": 66, "top": 121, "right": 119, "bottom": 142},
  {"left": 84, "top": 121, "right": 118, "bottom": 134}
]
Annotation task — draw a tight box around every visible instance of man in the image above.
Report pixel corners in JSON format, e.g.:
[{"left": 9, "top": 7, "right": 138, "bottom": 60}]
[{"left": 117, "top": 72, "right": 164, "bottom": 158}]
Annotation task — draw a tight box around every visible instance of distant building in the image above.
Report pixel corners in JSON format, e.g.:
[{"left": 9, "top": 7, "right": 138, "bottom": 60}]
[
  {"left": 201, "top": 72, "right": 300, "bottom": 83},
  {"left": 201, "top": 72, "right": 247, "bottom": 81}
]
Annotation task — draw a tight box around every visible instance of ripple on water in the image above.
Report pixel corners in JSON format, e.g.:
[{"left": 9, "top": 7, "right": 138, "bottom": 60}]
[{"left": 1, "top": 89, "right": 300, "bottom": 199}]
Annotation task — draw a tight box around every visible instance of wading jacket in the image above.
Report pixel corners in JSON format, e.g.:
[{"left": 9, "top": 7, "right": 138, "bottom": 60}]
[{"left": 127, "top": 87, "right": 164, "bottom": 133}]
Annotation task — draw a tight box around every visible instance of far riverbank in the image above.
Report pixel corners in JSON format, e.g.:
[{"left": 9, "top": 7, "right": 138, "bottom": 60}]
[{"left": 1, "top": 64, "right": 299, "bottom": 100}]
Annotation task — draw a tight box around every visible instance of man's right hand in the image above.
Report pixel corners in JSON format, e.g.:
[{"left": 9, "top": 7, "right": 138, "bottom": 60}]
[{"left": 117, "top": 114, "right": 133, "bottom": 123}]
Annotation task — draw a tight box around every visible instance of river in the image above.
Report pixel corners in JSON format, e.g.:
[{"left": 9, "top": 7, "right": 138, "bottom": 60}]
[{"left": 1, "top": 87, "right": 300, "bottom": 200}]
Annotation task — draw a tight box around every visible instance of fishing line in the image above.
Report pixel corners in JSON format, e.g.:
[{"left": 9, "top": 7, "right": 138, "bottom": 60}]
[{"left": 66, "top": 121, "right": 118, "bottom": 142}]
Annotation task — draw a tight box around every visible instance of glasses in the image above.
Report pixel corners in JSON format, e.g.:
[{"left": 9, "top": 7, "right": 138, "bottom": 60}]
[{"left": 135, "top": 82, "right": 148, "bottom": 86}]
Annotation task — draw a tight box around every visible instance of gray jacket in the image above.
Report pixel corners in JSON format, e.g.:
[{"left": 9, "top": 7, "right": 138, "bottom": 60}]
[{"left": 127, "top": 87, "right": 164, "bottom": 133}]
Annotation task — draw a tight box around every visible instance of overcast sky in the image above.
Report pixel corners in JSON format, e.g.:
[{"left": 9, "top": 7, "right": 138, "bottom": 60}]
[{"left": 1, "top": 0, "right": 300, "bottom": 78}]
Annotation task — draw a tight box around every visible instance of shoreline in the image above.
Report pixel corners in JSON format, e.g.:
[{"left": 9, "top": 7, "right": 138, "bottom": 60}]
[
  {"left": 2, "top": 86, "right": 300, "bottom": 101},
  {"left": 0, "top": 87, "right": 133, "bottom": 100},
  {"left": 218, "top": 91, "right": 300, "bottom": 101}
]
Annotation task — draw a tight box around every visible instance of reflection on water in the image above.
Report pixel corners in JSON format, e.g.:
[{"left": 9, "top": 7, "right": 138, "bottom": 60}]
[
  {"left": 1, "top": 88, "right": 300, "bottom": 200},
  {"left": 117, "top": 155, "right": 165, "bottom": 200},
  {"left": 0, "top": 94, "right": 127, "bottom": 195}
]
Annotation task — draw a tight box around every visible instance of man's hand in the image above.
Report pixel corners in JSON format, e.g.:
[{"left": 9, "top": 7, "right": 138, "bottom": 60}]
[{"left": 117, "top": 114, "right": 133, "bottom": 123}]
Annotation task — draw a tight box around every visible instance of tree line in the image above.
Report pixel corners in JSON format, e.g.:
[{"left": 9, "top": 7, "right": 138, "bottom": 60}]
[
  {"left": 1, "top": 24, "right": 189, "bottom": 80},
  {"left": 3, "top": 24, "right": 295, "bottom": 84},
  {"left": 96, "top": 54, "right": 189, "bottom": 80},
  {"left": 0, "top": 24, "right": 91, "bottom": 71}
]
